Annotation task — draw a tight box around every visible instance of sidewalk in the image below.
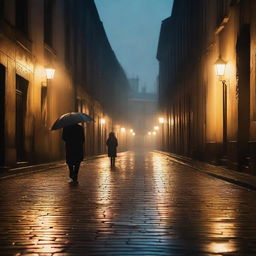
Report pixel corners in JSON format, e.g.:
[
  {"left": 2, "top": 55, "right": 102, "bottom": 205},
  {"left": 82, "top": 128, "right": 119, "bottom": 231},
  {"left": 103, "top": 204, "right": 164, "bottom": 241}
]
[
  {"left": 0, "top": 154, "right": 107, "bottom": 180},
  {"left": 155, "top": 150, "right": 256, "bottom": 191}
]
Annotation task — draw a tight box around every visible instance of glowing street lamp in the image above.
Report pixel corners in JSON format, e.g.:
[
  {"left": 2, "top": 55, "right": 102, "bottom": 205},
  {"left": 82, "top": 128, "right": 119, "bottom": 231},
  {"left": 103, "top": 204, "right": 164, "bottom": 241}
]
[
  {"left": 154, "top": 126, "right": 159, "bottom": 130},
  {"left": 215, "top": 56, "right": 228, "bottom": 156},
  {"left": 45, "top": 68, "right": 55, "bottom": 80},
  {"left": 215, "top": 57, "right": 226, "bottom": 77},
  {"left": 100, "top": 118, "right": 106, "bottom": 124},
  {"left": 130, "top": 129, "right": 134, "bottom": 133},
  {"left": 132, "top": 132, "right": 135, "bottom": 136},
  {"left": 159, "top": 117, "right": 164, "bottom": 124},
  {"left": 148, "top": 131, "right": 152, "bottom": 135},
  {"left": 121, "top": 127, "right": 126, "bottom": 132},
  {"left": 152, "top": 131, "right": 156, "bottom": 135}
]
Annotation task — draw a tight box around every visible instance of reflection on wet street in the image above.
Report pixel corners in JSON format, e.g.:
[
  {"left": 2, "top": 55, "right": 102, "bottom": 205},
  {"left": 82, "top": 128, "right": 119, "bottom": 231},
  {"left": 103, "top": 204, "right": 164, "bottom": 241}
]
[{"left": 0, "top": 151, "right": 256, "bottom": 255}]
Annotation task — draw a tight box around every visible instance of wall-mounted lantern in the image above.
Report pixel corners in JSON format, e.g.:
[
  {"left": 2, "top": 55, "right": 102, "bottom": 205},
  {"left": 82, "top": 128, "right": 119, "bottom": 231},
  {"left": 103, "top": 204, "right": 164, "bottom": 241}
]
[
  {"left": 45, "top": 68, "right": 55, "bottom": 80},
  {"left": 215, "top": 57, "right": 226, "bottom": 78}
]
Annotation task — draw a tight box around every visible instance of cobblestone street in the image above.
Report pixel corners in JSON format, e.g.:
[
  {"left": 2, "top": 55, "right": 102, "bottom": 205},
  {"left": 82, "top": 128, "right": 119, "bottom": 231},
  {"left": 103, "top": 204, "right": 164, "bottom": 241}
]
[{"left": 0, "top": 151, "right": 256, "bottom": 256}]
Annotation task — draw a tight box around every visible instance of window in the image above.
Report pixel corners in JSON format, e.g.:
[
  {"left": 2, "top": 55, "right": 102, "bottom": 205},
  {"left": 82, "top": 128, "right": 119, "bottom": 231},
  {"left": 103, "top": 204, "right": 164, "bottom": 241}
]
[
  {"left": 15, "top": 0, "right": 28, "bottom": 34},
  {"left": 44, "top": 0, "right": 55, "bottom": 46}
]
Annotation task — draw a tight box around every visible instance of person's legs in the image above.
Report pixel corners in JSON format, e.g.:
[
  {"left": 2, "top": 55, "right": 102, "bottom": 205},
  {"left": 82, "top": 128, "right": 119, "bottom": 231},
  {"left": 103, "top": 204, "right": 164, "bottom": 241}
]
[
  {"left": 73, "top": 162, "right": 81, "bottom": 181},
  {"left": 110, "top": 157, "right": 114, "bottom": 167},
  {"left": 112, "top": 157, "right": 115, "bottom": 167},
  {"left": 68, "top": 164, "right": 74, "bottom": 179}
]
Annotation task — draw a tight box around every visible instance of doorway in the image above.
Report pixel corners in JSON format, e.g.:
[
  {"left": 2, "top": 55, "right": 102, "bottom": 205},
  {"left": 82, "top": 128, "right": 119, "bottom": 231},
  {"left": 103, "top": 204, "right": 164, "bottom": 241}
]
[
  {"left": 0, "top": 65, "right": 5, "bottom": 166},
  {"left": 16, "top": 75, "right": 28, "bottom": 163},
  {"left": 236, "top": 24, "right": 250, "bottom": 169}
]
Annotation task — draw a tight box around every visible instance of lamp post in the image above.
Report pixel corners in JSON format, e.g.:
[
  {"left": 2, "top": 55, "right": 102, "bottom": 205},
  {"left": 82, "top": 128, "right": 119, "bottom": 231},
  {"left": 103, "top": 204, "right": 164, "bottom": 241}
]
[
  {"left": 41, "top": 68, "right": 55, "bottom": 127},
  {"left": 215, "top": 57, "right": 227, "bottom": 156}
]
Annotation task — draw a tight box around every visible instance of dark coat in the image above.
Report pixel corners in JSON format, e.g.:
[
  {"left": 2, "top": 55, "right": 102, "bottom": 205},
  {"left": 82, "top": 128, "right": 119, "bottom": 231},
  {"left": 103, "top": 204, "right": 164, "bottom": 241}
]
[
  {"left": 62, "top": 124, "right": 85, "bottom": 164},
  {"left": 106, "top": 137, "right": 118, "bottom": 157}
]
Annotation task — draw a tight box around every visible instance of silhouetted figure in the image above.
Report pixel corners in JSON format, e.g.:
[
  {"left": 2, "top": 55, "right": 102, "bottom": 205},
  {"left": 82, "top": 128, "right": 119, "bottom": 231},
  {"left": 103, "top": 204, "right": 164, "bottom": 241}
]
[
  {"left": 106, "top": 132, "right": 118, "bottom": 167},
  {"left": 62, "top": 124, "right": 85, "bottom": 182}
]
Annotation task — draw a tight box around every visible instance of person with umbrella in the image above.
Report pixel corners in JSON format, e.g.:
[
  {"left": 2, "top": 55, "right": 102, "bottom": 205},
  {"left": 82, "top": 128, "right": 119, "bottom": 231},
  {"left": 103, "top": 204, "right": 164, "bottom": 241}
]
[
  {"left": 51, "top": 112, "right": 93, "bottom": 182},
  {"left": 106, "top": 132, "right": 118, "bottom": 167},
  {"left": 62, "top": 124, "right": 85, "bottom": 182}
]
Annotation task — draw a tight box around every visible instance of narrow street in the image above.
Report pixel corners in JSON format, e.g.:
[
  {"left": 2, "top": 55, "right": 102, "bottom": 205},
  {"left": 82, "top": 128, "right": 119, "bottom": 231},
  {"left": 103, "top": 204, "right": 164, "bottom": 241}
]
[{"left": 0, "top": 151, "right": 256, "bottom": 256}]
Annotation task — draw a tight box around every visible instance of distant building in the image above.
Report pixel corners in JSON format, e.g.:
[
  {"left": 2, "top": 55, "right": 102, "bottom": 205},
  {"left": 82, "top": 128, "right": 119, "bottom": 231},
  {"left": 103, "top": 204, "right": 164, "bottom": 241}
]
[
  {"left": 157, "top": 0, "right": 256, "bottom": 174},
  {"left": 127, "top": 78, "right": 157, "bottom": 137},
  {"left": 0, "top": 0, "right": 129, "bottom": 167}
]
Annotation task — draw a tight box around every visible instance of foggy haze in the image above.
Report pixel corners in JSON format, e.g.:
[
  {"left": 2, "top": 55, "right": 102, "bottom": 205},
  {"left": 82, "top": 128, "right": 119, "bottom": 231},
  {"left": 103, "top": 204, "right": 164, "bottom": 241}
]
[{"left": 94, "top": 0, "right": 173, "bottom": 93}]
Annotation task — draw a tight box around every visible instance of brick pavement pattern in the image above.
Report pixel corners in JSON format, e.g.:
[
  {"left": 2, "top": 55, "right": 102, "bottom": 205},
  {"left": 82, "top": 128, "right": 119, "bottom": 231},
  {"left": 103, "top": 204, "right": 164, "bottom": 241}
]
[{"left": 0, "top": 151, "right": 256, "bottom": 256}]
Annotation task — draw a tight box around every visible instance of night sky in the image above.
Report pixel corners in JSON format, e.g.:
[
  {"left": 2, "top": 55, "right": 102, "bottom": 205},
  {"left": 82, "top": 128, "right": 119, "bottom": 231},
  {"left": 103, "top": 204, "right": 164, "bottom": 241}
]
[{"left": 95, "top": 0, "right": 173, "bottom": 93}]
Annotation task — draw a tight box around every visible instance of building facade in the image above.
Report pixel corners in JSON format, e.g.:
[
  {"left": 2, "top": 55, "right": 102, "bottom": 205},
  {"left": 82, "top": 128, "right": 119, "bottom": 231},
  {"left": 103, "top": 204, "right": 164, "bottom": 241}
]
[
  {"left": 0, "top": 0, "right": 129, "bottom": 167},
  {"left": 127, "top": 78, "right": 157, "bottom": 148},
  {"left": 157, "top": 0, "right": 256, "bottom": 173}
]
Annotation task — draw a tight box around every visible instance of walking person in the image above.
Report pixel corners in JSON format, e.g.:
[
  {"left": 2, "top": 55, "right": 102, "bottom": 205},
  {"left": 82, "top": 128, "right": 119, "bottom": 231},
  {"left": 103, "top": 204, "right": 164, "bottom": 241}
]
[
  {"left": 62, "top": 124, "right": 85, "bottom": 182},
  {"left": 106, "top": 132, "right": 118, "bottom": 167}
]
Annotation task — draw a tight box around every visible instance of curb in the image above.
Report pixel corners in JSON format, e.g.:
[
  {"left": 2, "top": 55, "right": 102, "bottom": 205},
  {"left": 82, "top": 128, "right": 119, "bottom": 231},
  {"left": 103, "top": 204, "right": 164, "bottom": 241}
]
[{"left": 155, "top": 150, "right": 256, "bottom": 191}]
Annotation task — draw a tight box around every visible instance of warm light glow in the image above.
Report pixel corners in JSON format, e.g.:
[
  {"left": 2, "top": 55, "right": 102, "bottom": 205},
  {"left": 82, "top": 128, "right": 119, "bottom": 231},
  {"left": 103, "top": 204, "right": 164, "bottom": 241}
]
[
  {"left": 215, "top": 57, "right": 226, "bottom": 76},
  {"left": 45, "top": 68, "right": 55, "bottom": 79},
  {"left": 100, "top": 118, "right": 106, "bottom": 124},
  {"left": 152, "top": 131, "right": 157, "bottom": 135},
  {"left": 132, "top": 132, "right": 135, "bottom": 136},
  {"left": 148, "top": 131, "right": 152, "bottom": 135},
  {"left": 121, "top": 127, "right": 126, "bottom": 132},
  {"left": 130, "top": 129, "right": 133, "bottom": 133},
  {"left": 154, "top": 126, "right": 159, "bottom": 130},
  {"left": 159, "top": 117, "right": 164, "bottom": 124}
]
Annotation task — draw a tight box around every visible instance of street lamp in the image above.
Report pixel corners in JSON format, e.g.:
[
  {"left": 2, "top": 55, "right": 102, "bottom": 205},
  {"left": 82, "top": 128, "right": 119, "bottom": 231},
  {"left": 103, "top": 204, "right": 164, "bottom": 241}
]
[
  {"left": 215, "top": 57, "right": 228, "bottom": 157},
  {"left": 215, "top": 57, "right": 226, "bottom": 77},
  {"left": 121, "top": 127, "right": 126, "bottom": 132},
  {"left": 158, "top": 117, "right": 164, "bottom": 124},
  {"left": 100, "top": 118, "right": 106, "bottom": 124},
  {"left": 45, "top": 68, "right": 55, "bottom": 80},
  {"left": 154, "top": 126, "right": 159, "bottom": 131}
]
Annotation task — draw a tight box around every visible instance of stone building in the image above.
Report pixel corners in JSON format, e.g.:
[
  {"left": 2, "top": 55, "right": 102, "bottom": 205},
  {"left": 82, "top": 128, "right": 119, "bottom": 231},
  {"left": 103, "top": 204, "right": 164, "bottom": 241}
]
[
  {"left": 0, "top": 0, "right": 129, "bottom": 167},
  {"left": 157, "top": 0, "right": 256, "bottom": 173},
  {"left": 127, "top": 78, "right": 157, "bottom": 148}
]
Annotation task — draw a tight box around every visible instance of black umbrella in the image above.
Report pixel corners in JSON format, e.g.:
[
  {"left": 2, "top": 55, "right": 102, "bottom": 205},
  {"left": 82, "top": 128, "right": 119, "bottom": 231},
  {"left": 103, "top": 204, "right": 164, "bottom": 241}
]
[{"left": 51, "top": 112, "right": 93, "bottom": 130}]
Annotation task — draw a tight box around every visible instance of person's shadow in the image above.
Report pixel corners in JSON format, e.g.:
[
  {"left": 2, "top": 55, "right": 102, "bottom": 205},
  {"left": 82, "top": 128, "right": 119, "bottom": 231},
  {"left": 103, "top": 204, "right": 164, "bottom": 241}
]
[
  {"left": 69, "top": 180, "right": 79, "bottom": 187},
  {"left": 110, "top": 166, "right": 120, "bottom": 171}
]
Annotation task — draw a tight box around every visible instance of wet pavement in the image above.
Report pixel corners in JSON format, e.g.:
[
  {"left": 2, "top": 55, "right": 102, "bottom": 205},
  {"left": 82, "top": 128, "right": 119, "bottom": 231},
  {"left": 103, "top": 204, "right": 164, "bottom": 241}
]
[{"left": 0, "top": 151, "right": 256, "bottom": 256}]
